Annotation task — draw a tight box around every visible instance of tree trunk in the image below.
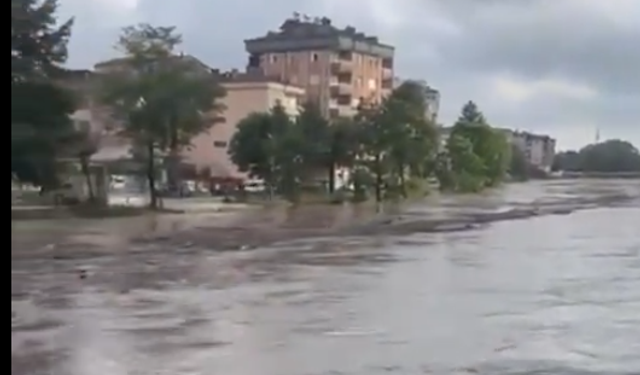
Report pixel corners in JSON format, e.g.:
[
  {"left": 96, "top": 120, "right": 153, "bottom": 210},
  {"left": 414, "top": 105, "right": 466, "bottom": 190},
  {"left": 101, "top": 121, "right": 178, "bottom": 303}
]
[
  {"left": 374, "top": 154, "right": 382, "bottom": 211},
  {"left": 398, "top": 162, "right": 407, "bottom": 198},
  {"left": 146, "top": 140, "right": 158, "bottom": 209},
  {"left": 79, "top": 155, "right": 95, "bottom": 202},
  {"left": 166, "top": 125, "right": 180, "bottom": 193},
  {"left": 328, "top": 162, "right": 336, "bottom": 194}
]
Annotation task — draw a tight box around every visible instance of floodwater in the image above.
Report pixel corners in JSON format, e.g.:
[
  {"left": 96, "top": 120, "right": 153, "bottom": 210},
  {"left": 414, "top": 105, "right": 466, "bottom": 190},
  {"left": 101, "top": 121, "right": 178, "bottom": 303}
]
[{"left": 11, "top": 180, "right": 640, "bottom": 374}]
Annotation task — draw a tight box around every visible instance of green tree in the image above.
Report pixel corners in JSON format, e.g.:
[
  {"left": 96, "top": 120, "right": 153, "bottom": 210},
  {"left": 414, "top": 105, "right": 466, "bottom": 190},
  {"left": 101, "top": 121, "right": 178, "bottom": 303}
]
[
  {"left": 327, "top": 116, "right": 361, "bottom": 191},
  {"left": 553, "top": 139, "right": 640, "bottom": 172},
  {"left": 295, "top": 101, "right": 331, "bottom": 188},
  {"left": 445, "top": 134, "right": 486, "bottom": 192},
  {"left": 228, "top": 103, "right": 301, "bottom": 200},
  {"left": 354, "top": 101, "right": 393, "bottom": 206},
  {"left": 384, "top": 81, "right": 438, "bottom": 196},
  {"left": 440, "top": 101, "right": 510, "bottom": 191},
  {"left": 11, "top": 0, "right": 76, "bottom": 187},
  {"left": 508, "top": 143, "right": 529, "bottom": 181},
  {"left": 99, "top": 23, "right": 224, "bottom": 208},
  {"left": 12, "top": 0, "right": 73, "bottom": 81}
]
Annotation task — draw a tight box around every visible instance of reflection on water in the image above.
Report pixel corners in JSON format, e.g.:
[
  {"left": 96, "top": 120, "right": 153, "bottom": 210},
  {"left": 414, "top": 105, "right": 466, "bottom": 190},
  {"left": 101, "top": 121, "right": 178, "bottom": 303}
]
[{"left": 12, "top": 205, "right": 640, "bottom": 373}]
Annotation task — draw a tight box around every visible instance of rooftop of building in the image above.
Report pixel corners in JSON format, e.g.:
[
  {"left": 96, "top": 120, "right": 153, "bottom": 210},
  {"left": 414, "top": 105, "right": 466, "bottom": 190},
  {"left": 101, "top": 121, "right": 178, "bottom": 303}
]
[
  {"left": 508, "top": 129, "right": 555, "bottom": 142},
  {"left": 244, "top": 14, "right": 394, "bottom": 58},
  {"left": 211, "top": 68, "right": 304, "bottom": 94},
  {"left": 93, "top": 54, "right": 214, "bottom": 73},
  {"left": 247, "top": 15, "right": 393, "bottom": 48},
  {"left": 212, "top": 68, "right": 294, "bottom": 84}
]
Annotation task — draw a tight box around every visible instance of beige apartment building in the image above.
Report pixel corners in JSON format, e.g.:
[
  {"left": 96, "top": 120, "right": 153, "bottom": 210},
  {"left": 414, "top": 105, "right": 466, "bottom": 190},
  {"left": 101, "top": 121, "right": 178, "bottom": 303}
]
[
  {"left": 182, "top": 70, "right": 304, "bottom": 179},
  {"left": 63, "top": 61, "right": 305, "bottom": 181},
  {"left": 244, "top": 15, "right": 395, "bottom": 118}
]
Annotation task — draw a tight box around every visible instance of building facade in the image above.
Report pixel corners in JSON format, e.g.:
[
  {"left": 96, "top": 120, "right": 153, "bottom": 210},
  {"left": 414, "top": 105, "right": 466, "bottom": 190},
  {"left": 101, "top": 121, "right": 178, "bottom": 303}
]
[
  {"left": 504, "top": 130, "right": 556, "bottom": 171},
  {"left": 182, "top": 70, "right": 305, "bottom": 179},
  {"left": 68, "top": 60, "right": 305, "bottom": 180},
  {"left": 438, "top": 127, "right": 556, "bottom": 171},
  {"left": 424, "top": 86, "right": 440, "bottom": 123},
  {"left": 244, "top": 15, "right": 394, "bottom": 118}
]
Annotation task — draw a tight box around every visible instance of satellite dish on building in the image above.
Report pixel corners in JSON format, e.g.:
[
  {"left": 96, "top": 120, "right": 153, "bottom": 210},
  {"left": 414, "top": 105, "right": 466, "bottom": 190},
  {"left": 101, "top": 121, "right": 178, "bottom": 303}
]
[
  {"left": 292, "top": 12, "right": 300, "bottom": 20},
  {"left": 302, "top": 14, "right": 310, "bottom": 22}
]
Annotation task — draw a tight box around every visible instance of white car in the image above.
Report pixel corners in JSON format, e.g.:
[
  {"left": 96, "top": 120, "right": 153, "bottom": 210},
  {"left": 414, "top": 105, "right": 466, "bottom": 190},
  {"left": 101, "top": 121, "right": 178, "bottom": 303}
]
[{"left": 243, "top": 179, "right": 265, "bottom": 192}]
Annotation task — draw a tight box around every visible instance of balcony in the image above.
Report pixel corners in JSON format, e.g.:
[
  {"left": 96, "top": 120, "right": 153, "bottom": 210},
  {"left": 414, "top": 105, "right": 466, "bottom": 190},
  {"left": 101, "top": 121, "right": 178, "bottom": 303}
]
[
  {"left": 328, "top": 104, "right": 357, "bottom": 119},
  {"left": 329, "top": 77, "right": 352, "bottom": 95},
  {"left": 382, "top": 66, "right": 393, "bottom": 78},
  {"left": 330, "top": 52, "right": 353, "bottom": 73},
  {"left": 331, "top": 60, "right": 353, "bottom": 74},
  {"left": 381, "top": 78, "right": 394, "bottom": 90}
]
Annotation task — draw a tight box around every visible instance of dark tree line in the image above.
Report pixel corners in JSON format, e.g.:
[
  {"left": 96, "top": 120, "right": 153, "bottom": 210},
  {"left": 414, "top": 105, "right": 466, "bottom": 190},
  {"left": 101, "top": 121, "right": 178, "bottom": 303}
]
[
  {"left": 228, "top": 91, "right": 514, "bottom": 204},
  {"left": 12, "top": 0, "right": 77, "bottom": 187},
  {"left": 552, "top": 139, "right": 640, "bottom": 173}
]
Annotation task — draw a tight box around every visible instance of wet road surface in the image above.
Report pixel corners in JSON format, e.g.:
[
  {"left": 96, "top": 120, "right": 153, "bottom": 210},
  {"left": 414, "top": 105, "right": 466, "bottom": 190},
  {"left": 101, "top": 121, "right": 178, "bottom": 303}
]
[{"left": 11, "top": 181, "right": 640, "bottom": 374}]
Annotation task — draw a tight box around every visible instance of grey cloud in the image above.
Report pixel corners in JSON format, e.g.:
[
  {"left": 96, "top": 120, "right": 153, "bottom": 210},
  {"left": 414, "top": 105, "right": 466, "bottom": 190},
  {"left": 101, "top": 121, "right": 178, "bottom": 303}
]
[
  {"left": 61, "top": 0, "right": 639, "bottom": 147},
  {"left": 434, "top": 1, "right": 640, "bottom": 96}
]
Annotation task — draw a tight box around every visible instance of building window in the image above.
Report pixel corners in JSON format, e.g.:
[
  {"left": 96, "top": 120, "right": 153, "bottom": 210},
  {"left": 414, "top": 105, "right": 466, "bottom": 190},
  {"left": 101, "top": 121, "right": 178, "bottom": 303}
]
[
  {"left": 311, "top": 52, "right": 319, "bottom": 62},
  {"left": 368, "top": 78, "right": 377, "bottom": 90},
  {"left": 213, "top": 141, "right": 227, "bottom": 148},
  {"left": 270, "top": 54, "right": 278, "bottom": 63}
]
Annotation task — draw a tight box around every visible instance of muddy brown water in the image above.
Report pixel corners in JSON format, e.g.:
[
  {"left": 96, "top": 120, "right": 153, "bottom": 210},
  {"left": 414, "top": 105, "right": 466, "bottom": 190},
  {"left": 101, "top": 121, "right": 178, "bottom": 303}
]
[{"left": 11, "top": 180, "right": 640, "bottom": 374}]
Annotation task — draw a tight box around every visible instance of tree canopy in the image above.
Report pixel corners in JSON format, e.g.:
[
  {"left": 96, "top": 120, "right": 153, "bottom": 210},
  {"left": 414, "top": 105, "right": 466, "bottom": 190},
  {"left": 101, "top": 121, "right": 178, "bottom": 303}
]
[
  {"left": 99, "top": 23, "right": 226, "bottom": 207},
  {"left": 552, "top": 139, "right": 640, "bottom": 173},
  {"left": 11, "top": 0, "right": 77, "bottom": 186},
  {"left": 437, "top": 101, "right": 511, "bottom": 191},
  {"left": 230, "top": 80, "right": 449, "bottom": 204}
]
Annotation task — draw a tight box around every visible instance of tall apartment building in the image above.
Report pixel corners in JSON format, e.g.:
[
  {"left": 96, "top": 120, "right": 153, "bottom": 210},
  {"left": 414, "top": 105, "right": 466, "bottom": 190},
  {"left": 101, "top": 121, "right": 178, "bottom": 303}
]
[
  {"left": 244, "top": 15, "right": 395, "bottom": 118},
  {"left": 504, "top": 130, "right": 556, "bottom": 171},
  {"left": 424, "top": 86, "right": 440, "bottom": 123}
]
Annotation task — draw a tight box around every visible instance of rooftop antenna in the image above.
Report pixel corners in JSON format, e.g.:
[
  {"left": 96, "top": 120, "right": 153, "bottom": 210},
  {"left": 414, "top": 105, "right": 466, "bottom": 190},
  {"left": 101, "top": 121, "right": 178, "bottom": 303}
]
[
  {"left": 292, "top": 12, "right": 300, "bottom": 20},
  {"left": 302, "top": 14, "right": 311, "bottom": 22},
  {"left": 595, "top": 127, "right": 600, "bottom": 143}
]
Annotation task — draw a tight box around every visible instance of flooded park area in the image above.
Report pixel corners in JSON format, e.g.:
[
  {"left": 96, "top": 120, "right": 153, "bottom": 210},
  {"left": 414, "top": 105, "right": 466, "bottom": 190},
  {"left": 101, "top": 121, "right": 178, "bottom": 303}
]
[{"left": 11, "top": 179, "right": 640, "bottom": 374}]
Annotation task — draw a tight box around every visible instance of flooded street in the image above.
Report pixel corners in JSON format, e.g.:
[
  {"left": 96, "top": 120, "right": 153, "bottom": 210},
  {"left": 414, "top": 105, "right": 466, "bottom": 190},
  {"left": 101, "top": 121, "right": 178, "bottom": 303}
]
[{"left": 11, "top": 181, "right": 640, "bottom": 374}]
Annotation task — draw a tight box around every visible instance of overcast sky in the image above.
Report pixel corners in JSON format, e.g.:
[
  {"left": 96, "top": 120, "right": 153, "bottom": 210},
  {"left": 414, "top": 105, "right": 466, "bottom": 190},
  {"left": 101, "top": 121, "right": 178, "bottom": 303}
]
[{"left": 59, "top": 0, "right": 639, "bottom": 150}]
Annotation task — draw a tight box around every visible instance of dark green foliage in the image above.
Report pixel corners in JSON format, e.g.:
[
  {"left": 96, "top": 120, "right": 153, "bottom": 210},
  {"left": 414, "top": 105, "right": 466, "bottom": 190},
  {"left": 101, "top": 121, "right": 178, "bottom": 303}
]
[
  {"left": 228, "top": 103, "right": 303, "bottom": 200},
  {"left": 99, "top": 23, "right": 226, "bottom": 208},
  {"left": 12, "top": 0, "right": 74, "bottom": 81},
  {"left": 230, "top": 90, "right": 514, "bottom": 202},
  {"left": 508, "top": 143, "right": 529, "bottom": 181},
  {"left": 553, "top": 139, "right": 640, "bottom": 172},
  {"left": 11, "top": 0, "right": 77, "bottom": 186},
  {"left": 436, "top": 101, "right": 511, "bottom": 192}
]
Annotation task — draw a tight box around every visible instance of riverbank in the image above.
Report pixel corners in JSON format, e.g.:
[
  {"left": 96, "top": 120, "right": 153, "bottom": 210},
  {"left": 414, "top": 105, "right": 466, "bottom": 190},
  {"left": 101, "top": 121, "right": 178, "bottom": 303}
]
[
  {"left": 12, "top": 180, "right": 638, "bottom": 259},
  {"left": 139, "top": 190, "right": 636, "bottom": 251}
]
